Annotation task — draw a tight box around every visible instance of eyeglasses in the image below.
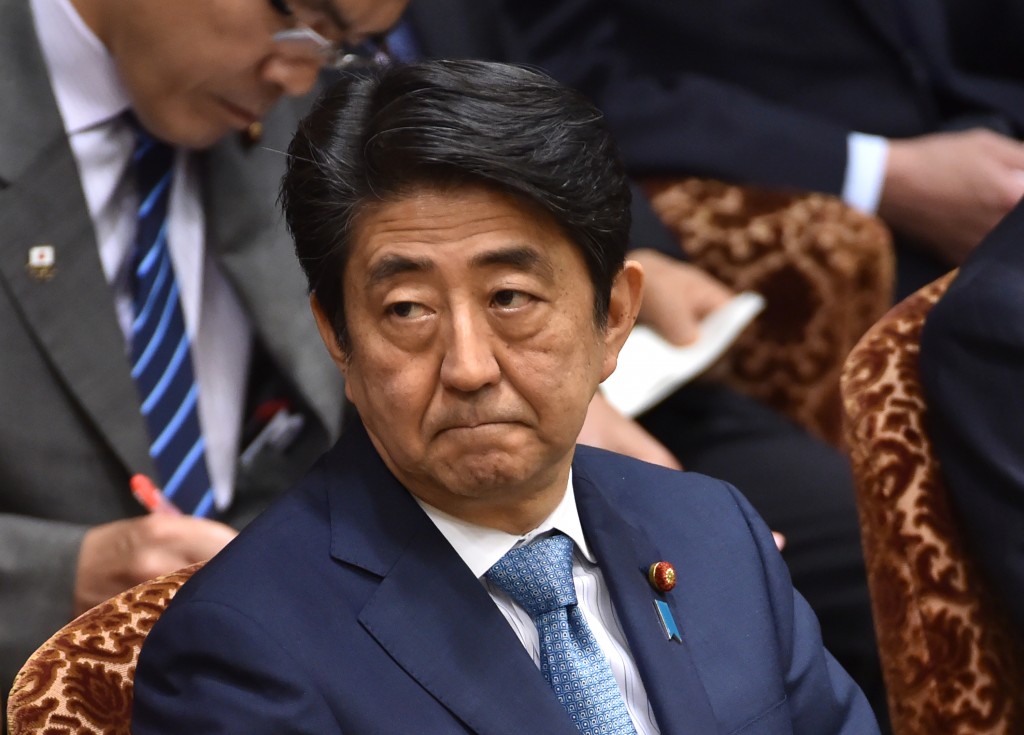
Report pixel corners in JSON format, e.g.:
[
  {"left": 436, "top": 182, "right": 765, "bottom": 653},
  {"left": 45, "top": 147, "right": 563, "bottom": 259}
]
[
  {"left": 273, "top": 27, "right": 391, "bottom": 70},
  {"left": 269, "top": 0, "right": 391, "bottom": 71}
]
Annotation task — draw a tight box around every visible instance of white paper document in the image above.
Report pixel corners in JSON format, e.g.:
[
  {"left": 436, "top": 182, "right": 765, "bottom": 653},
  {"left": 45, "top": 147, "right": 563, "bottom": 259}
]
[{"left": 601, "top": 291, "right": 766, "bottom": 417}]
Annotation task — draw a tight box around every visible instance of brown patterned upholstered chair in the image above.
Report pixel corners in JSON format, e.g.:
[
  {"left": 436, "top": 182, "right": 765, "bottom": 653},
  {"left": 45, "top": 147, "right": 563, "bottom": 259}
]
[
  {"left": 644, "top": 177, "right": 895, "bottom": 446},
  {"left": 841, "top": 271, "right": 1024, "bottom": 735},
  {"left": 6, "top": 562, "right": 204, "bottom": 735}
]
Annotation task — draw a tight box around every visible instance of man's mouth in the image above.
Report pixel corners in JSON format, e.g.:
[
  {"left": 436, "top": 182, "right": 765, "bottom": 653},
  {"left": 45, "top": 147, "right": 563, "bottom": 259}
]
[
  {"left": 218, "top": 98, "right": 262, "bottom": 128},
  {"left": 437, "top": 419, "right": 520, "bottom": 435}
]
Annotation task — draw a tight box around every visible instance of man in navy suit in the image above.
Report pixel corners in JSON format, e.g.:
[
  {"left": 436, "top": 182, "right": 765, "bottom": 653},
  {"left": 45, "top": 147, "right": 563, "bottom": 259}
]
[
  {"left": 132, "top": 60, "right": 879, "bottom": 734},
  {"left": 396, "top": 7, "right": 888, "bottom": 719},
  {"left": 920, "top": 200, "right": 1024, "bottom": 631}
]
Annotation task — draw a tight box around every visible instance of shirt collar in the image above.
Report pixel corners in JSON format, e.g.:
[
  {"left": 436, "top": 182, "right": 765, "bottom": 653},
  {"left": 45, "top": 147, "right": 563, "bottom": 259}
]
[
  {"left": 31, "top": 0, "right": 131, "bottom": 135},
  {"left": 415, "top": 468, "right": 596, "bottom": 579}
]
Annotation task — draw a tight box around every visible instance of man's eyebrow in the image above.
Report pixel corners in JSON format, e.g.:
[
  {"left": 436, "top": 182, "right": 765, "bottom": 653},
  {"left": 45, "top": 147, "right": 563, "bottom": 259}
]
[
  {"left": 366, "top": 254, "right": 434, "bottom": 287},
  {"left": 366, "top": 245, "right": 554, "bottom": 287},
  {"left": 469, "top": 245, "right": 553, "bottom": 278}
]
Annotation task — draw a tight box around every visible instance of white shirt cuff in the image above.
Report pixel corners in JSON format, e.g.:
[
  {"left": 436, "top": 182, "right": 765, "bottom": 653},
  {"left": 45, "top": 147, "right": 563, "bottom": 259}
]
[{"left": 842, "top": 132, "right": 890, "bottom": 213}]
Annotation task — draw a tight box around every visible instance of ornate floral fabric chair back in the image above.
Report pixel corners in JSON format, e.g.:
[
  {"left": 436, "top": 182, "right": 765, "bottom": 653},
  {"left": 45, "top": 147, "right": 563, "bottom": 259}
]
[
  {"left": 841, "top": 271, "right": 1024, "bottom": 735},
  {"left": 6, "top": 562, "right": 204, "bottom": 735},
  {"left": 644, "top": 177, "right": 895, "bottom": 447}
]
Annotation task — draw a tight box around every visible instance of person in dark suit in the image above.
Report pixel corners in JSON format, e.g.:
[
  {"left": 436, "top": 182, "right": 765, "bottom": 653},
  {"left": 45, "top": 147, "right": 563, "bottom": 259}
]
[
  {"left": 132, "top": 60, "right": 879, "bottom": 734},
  {"left": 920, "top": 200, "right": 1024, "bottom": 631},
  {"left": 488, "top": 0, "right": 1024, "bottom": 299},
  {"left": 394, "top": 4, "right": 890, "bottom": 723},
  {"left": 943, "top": 0, "right": 1024, "bottom": 83},
  {"left": 0, "top": 0, "right": 406, "bottom": 698}
]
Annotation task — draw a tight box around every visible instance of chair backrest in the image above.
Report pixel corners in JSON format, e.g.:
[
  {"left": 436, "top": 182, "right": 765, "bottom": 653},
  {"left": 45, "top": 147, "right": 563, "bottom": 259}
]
[
  {"left": 6, "top": 562, "right": 204, "bottom": 735},
  {"left": 841, "top": 271, "right": 1024, "bottom": 735}
]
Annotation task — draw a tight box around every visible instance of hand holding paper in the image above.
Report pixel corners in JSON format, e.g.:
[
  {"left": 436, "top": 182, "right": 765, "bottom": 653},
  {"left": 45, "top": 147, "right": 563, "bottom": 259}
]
[
  {"left": 630, "top": 249, "right": 735, "bottom": 346},
  {"left": 602, "top": 291, "right": 765, "bottom": 417}
]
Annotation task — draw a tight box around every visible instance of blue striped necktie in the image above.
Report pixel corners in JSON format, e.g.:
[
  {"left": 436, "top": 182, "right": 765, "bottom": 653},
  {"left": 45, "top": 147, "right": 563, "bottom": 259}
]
[
  {"left": 127, "top": 122, "right": 215, "bottom": 517},
  {"left": 486, "top": 534, "right": 638, "bottom": 735}
]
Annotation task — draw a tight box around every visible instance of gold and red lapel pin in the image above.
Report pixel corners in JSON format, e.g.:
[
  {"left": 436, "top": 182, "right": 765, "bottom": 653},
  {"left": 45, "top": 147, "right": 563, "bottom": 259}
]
[{"left": 647, "top": 561, "right": 676, "bottom": 592}]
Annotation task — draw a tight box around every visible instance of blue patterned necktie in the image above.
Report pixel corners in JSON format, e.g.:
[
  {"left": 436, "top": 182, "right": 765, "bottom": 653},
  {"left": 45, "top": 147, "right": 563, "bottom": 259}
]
[
  {"left": 486, "top": 534, "right": 638, "bottom": 735},
  {"left": 127, "top": 122, "right": 214, "bottom": 517}
]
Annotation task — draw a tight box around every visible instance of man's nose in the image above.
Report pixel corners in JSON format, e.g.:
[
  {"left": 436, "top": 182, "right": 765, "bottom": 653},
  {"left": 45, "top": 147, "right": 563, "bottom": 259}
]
[
  {"left": 439, "top": 311, "right": 501, "bottom": 393},
  {"left": 261, "top": 55, "right": 323, "bottom": 97}
]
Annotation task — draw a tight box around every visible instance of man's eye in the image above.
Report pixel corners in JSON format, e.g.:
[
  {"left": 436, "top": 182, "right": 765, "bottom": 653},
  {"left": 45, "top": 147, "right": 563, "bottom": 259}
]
[
  {"left": 493, "top": 290, "right": 532, "bottom": 309},
  {"left": 388, "top": 302, "right": 427, "bottom": 318}
]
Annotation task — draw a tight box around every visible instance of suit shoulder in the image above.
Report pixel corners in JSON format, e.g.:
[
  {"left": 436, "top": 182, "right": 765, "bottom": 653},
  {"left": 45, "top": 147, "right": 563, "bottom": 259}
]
[
  {"left": 574, "top": 443, "right": 729, "bottom": 487},
  {"left": 173, "top": 462, "right": 333, "bottom": 605},
  {"left": 925, "top": 204, "right": 1024, "bottom": 342},
  {"left": 572, "top": 444, "right": 748, "bottom": 513}
]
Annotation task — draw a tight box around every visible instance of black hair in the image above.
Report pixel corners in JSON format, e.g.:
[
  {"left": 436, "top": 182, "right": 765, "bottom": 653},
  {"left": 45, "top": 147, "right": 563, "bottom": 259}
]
[{"left": 281, "top": 59, "right": 632, "bottom": 352}]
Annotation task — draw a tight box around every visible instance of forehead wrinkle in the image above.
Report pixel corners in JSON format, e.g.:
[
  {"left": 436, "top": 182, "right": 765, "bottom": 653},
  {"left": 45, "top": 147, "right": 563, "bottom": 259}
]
[
  {"left": 366, "top": 253, "right": 434, "bottom": 289},
  {"left": 469, "top": 244, "right": 554, "bottom": 280}
]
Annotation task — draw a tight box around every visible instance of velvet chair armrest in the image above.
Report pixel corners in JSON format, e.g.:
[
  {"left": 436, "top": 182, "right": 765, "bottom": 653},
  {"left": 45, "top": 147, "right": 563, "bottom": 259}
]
[{"left": 7, "top": 562, "right": 204, "bottom": 735}]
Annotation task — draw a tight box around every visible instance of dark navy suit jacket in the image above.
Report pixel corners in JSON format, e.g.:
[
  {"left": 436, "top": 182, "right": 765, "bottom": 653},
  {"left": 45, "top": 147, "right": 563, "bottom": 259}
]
[
  {"left": 132, "top": 424, "right": 878, "bottom": 734},
  {"left": 920, "top": 200, "right": 1024, "bottom": 631}
]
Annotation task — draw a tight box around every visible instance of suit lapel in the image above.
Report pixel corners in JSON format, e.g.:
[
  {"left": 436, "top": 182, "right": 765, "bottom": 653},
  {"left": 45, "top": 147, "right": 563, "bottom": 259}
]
[
  {"left": 201, "top": 98, "right": 343, "bottom": 444},
  {"left": 358, "top": 526, "right": 583, "bottom": 735},
  {"left": 0, "top": 0, "right": 64, "bottom": 182},
  {"left": 326, "top": 427, "right": 579, "bottom": 735},
  {"left": 572, "top": 458, "right": 722, "bottom": 735},
  {"left": 0, "top": 0, "right": 153, "bottom": 477}
]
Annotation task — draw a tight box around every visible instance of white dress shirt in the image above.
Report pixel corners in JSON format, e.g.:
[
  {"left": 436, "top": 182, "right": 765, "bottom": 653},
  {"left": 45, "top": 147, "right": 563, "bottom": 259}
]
[
  {"left": 844, "top": 132, "right": 890, "bottom": 214},
  {"left": 416, "top": 471, "right": 662, "bottom": 735},
  {"left": 31, "top": 0, "right": 251, "bottom": 510}
]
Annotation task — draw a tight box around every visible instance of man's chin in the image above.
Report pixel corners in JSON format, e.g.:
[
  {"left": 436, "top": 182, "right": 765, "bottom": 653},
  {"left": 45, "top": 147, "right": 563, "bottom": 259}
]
[
  {"left": 442, "top": 456, "right": 531, "bottom": 495},
  {"left": 142, "top": 111, "right": 232, "bottom": 151}
]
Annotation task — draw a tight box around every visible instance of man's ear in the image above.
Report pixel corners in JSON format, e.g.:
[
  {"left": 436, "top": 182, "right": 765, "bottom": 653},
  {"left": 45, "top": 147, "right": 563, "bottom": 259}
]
[
  {"left": 309, "top": 294, "right": 348, "bottom": 375},
  {"left": 599, "top": 259, "right": 644, "bottom": 382}
]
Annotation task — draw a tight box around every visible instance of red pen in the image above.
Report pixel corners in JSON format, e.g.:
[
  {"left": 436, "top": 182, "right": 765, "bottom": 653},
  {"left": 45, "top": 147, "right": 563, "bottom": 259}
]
[{"left": 130, "top": 473, "right": 182, "bottom": 515}]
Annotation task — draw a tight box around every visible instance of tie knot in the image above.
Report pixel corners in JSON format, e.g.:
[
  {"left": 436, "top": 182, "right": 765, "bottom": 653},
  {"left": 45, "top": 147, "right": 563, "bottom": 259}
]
[{"left": 486, "top": 534, "right": 577, "bottom": 618}]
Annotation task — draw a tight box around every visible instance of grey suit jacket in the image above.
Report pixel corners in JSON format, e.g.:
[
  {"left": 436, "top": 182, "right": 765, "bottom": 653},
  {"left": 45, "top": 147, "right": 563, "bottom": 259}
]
[{"left": 0, "top": 0, "right": 343, "bottom": 694}]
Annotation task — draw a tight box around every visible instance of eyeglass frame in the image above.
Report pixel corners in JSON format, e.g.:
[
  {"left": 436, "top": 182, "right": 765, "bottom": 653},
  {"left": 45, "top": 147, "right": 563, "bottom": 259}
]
[
  {"left": 272, "top": 26, "right": 390, "bottom": 70},
  {"left": 270, "top": 13, "right": 390, "bottom": 71}
]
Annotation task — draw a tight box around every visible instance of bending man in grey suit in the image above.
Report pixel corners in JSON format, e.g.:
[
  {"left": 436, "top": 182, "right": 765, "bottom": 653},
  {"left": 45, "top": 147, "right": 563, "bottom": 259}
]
[{"left": 0, "top": 0, "right": 406, "bottom": 698}]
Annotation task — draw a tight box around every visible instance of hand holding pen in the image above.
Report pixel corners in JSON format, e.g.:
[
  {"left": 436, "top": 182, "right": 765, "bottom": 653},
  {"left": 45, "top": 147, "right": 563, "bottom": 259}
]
[
  {"left": 72, "top": 474, "right": 237, "bottom": 615},
  {"left": 130, "top": 474, "right": 183, "bottom": 515}
]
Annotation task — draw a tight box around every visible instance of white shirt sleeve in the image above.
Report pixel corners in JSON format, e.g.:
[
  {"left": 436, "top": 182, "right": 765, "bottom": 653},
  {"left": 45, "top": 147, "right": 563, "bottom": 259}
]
[{"left": 842, "top": 132, "right": 890, "bottom": 213}]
